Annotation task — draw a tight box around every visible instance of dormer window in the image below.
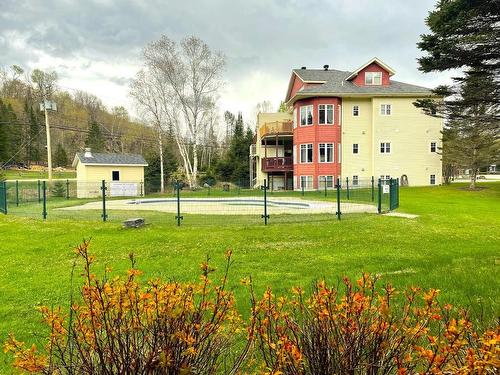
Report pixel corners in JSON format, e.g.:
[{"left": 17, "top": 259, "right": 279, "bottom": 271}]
[{"left": 365, "top": 71, "right": 382, "bottom": 85}]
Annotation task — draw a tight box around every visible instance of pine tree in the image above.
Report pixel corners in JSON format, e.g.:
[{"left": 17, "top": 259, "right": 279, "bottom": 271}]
[
  {"left": 416, "top": 0, "right": 500, "bottom": 188},
  {"left": 25, "top": 101, "right": 42, "bottom": 165},
  {"left": 0, "top": 100, "right": 8, "bottom": 164},
  {"left": 85, "top": 121, "right": 106, "bottom": 152},
  {"left": 54, "top": 143, "right": 68, "bottom": 167}
]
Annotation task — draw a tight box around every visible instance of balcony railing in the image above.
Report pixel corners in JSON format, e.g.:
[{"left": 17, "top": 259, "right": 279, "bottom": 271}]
[
  {"left": 259, "top": 121, "right": 293, "bottom": 138},
  {"left": 262, "top": 157, "right": 293, "bottom": 172}
]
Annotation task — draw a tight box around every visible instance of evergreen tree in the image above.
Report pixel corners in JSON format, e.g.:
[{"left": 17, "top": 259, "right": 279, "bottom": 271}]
[
  {"left": 216, "top": 112, "right": 254, "bottom": 185},
  {"left": 85, "top": 121, "right": 106, "bottom": 152},
  {"left": 0, "top": 100, "right": 22, "bottom": 165},
  {"left": 416, "top": 0, "right": 500, "bottom": 188},
  {"left": 54, "top": 143, "right": 68, "bottom": 167},
  {"left": 278, "top": 100, "right": 288, "bottom": 113},
  {"left": 25, "top": 101, "right": 42, "bottom": 165},
  {"left": 0, "top": 100, "right": 8, "bottom": 164}
]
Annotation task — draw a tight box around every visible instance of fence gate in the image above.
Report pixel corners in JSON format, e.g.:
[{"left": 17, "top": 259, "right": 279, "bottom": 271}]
[
  {"left": 0, "top": 181, "right": 7, "bottom": 214},
  {"left": 389, "top": 178, "right": 399, "bottom": 210}
]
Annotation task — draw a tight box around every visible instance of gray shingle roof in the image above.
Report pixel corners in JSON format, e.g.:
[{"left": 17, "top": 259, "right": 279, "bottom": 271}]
[
  {"left": 289, "top": 68, "right": 433, "bottom": 99},
  {"left": 75, "top": 152, "right": 148, "bottom": 166}
]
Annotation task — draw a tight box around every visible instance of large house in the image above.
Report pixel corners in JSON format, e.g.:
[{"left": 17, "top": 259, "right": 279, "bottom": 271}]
[{"left": 250, "top": 58, "right": 443, "bottom": 190}]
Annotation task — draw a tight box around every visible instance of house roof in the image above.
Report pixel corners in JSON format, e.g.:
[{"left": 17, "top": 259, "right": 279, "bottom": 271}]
[
  {"left": 345, "top": 57, "right": 396, "bottom": 81},
  {"left": 73, "top": 152, "right": 148, "bottom": 167},
  {"left": 286, "top": 65, "right": 435, "bottom": 104}
]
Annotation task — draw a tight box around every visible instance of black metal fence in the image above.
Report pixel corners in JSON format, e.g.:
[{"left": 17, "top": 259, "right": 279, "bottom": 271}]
[{"left": 1, "top": 177, "right": 399, "bottom": 225}]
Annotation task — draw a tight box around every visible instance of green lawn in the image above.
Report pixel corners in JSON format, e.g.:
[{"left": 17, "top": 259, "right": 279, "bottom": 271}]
[
  {"left": 0, "top": 183, "right": 499, "bottom": 371},
  {"left": 3, "top": 169, "right": 76, "bottom": 180}
]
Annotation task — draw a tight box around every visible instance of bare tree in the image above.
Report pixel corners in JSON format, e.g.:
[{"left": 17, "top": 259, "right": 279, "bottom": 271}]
[
  {"left": 130, "top": 69, "right": 169, "bottom": 192},
  {"left": 140, "top": 35, "right": 226, "bottom": 188},
  {"left": 74, "top": 90, "right": 105, "bottom": 122}
]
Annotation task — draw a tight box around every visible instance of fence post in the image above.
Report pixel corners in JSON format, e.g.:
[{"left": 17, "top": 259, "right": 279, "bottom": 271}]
[
  {"left": 66, "top": 179, "right": 70, "bottom": 199},
  {"left": 42, "top": 181, "right": 47, "bottom": 220},
  {"left": 101, "top": 180, "right": 107, "bottom": 222},
  {"left": 396, "top": 178, "right": 400, "bottom": 208},
  {"left": 37, "top": 180, "right": 41, "bottom": 203},
  {"left": 371, "top": 176, "right": 375, "bottom": 202},
  {"left": 335, "top": 177, "right": 341, "bottom": 220},
  {"left": 15, "top": 180, "right": 19, "bottom": 206},
  {"left": 2, "top": 181, "right": 7, "bottom": 214},
  {"left": 377, "top": 178, "right": 382, "bottom": 214},
  {"left": 301, "top": 183, "right": 304, "bottom": 196},
  {"left": 140, "top": 180, "right": 144, "bottom": 197},
  {"left": 238, "top": 179, "right": 241, "bottom": 196},
  {"left": 261, "top": 179, "right": 269, "bottom": 225},
  {"left": 175, "top": 181, "right": 183, "bottom": 226},
  {"left": 324, "top": 180, "right": 327, "bottom": 197},
  {"left": 346, "top": 177, "right": 350, "bottom": 200}
]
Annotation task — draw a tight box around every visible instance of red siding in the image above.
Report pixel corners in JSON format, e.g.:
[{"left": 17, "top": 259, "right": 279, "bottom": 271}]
[
  {"left": 293, "top": 97, "right": 342, "bottom": 189},
  {"left": 289, "top": 75, "right": 304, "bottom": 98},
  {"left": 351, "top": 62, "right": 391, "bottom": 86}
]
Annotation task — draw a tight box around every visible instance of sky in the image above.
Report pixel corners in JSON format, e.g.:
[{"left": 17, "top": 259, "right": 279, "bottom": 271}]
[{"left": 0, "top": 0, "right": 454, "bottom": 125}]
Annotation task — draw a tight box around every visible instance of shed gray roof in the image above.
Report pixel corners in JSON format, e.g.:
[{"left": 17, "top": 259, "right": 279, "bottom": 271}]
[
  {"left": 74, "top": 152, "right": 148, "bottom": 166},
  {"left": 288, "top": 68, "right": 434, "bottom": 102}
]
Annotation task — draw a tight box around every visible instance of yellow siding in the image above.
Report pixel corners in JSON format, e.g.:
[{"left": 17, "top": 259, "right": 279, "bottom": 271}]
[
  {"left": 76, "top": 163, "right": 145, "bottom": 198},
  {"left": 342, "top": 97, "right": 442, "bottom": 186}
]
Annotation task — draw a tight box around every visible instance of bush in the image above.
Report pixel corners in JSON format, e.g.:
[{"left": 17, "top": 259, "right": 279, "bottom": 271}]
[
  {"left": 251, "top": 274, "right": 499, "bottom": 374},
  {"left": 4, "top": 244, "right": 499, "bottom": 374},
  {"left": 4, "top": 241, "right": 249, "bottom": 374}
]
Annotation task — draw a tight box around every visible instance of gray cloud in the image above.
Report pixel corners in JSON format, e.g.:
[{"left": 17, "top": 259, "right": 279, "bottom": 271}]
[{"left": 1, "top": 0, "right": 449, "bottom": 116}]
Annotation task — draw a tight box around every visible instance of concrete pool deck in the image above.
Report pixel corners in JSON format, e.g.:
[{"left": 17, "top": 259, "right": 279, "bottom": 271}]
[{"left": 58, "top": 197, "right": 378, "bottom": 215}]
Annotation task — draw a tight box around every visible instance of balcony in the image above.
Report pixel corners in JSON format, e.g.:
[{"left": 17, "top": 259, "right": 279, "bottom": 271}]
[
  {"left": 259, "top": 121, "right": 293, "bottom": 138},
  {"left": 262, "top": 157, "right": 293, "bottom": 172}
]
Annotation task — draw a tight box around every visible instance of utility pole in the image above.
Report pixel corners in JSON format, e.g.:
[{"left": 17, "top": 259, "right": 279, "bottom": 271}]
[{"left": 43, "top": 101, "right": 53, "bottom": 183}]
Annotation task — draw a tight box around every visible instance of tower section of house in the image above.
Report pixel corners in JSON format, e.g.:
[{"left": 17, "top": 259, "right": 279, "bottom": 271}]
[
  {"left": 285, "top": 58, "right": 443, "bottom": 187},
  {"left": 250, "top": 112, "right": 293, "bottom": 190}
]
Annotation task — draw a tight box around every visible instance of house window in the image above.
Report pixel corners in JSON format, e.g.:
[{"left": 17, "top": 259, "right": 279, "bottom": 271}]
[
  {"left": 318, "top": 175, "right": 334, "bottom": 189},
  {"left": 380, "top": 142, "right": 391, "bottom": 154},
  {"left": 293, "top": 108, "right": 297, "bottom": 129},
  {"left": 352, "top": 175, "right": 359, "bottom": 186},
  {"left": 300, "top": 105, "right": 313, "bottom": 126},
  {"left": 300, "top": 143, "right": 313, "bottom": 163},
  {"left": 318, "top": 104, "right": 334, "bottom": 125},
  {"left": 352, "top": 143, "right": 359, "bottom": 154},
  {"left": 365, "top": 71, "right": 382, "bottom": 85},
  {"left": 430, "top": 174, "right": 436, "bottom": 185},
  {"left": 319, "top": 143, "right": 334, "bottom": 163},
  {"left": 380, "top": 104, "right": 392, "bottom": 115},
  {"left": 112, "top": 170, "right": 120, "bottom": 181},
  {"left": 380, "top": 175, "right": 391, "bottom": 184},
  {"left": 430, "top": 142, "right": 437, "bottom": 153},
  {"left": 300, "top": 175, "right": 313, "bottom": 189},
  {"left": 352, "top": 105, "right": 359, "bottom": 116}
]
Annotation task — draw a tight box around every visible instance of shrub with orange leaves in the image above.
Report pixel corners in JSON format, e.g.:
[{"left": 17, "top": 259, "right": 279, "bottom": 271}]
[
  {"left": 4, "top": 240, "right": 249, "bottom": 374},
  {"left": 251, "top": 273, "right": 499, "bottom": 374}
]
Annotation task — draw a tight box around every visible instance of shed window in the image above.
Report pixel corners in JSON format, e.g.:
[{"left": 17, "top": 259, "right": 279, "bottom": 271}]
[{"left": 112, "top": 171, "right": 120, "bottom": 181}]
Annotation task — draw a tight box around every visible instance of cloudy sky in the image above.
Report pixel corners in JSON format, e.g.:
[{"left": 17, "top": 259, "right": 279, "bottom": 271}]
[{"left": 0, "top": 0, "right": 453, "bottom": 123}]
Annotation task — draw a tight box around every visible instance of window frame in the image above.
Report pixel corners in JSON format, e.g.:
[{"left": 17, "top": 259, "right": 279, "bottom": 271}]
[
  {"left": 300, "top": 143, "right": 313, "bottom": 164},
  {"left": 300, "top": 105, "right": 313, "bottom": 126},
  {"left": 365, "top": 71, "right": 382, "bottom": 85},
  {"left": 318, "top": 104, "right": 334, "bottom": 125},
  {"left": 352, "top": 175, "right": 359, "bottom": 186},
  {"left": 380, "top": 104, "right": 392, "bottom": 116},
  {"left": 380, "top": 142, "right": 391, "bottom": 154},
  {"left": 352, "top": 105, "right": 359, "bottom": 116},
  {"left": 318, "top": 143, "right": 334, "bottom": 163},
  {"left": 352, "top": 143, "right": 359, "bottom": 154},
  {"left": 112, "top": 170, "right": 120, "bottom": 181},
  {"left": 318, "top": 175, "right": 334, "bottom": 189},
  {"left": 430, "top": 174, "right": 436, "bottom": 185},
  {"left": 430, "top": 141, "right": 437, "bottom": 153},
  {"left": 300, "top": 175, "right": 313, "bottom": 189}
]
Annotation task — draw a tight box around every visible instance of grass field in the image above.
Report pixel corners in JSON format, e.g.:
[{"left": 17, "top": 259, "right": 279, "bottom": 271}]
[
  {"left": 3, "top": 169, "right": 76, "bottom": 180},
  {"left": 0, "top": 182, "right": 499, "bottom": 371}
]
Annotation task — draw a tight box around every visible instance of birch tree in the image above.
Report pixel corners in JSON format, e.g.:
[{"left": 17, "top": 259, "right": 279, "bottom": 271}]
[{"left": 141, "top": 35, "right": 225, "bottom": 188}]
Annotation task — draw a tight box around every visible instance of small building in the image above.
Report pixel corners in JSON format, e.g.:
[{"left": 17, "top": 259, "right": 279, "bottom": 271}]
[{"left": 72, "top": 148, "right": 148, "bottom": 198}]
